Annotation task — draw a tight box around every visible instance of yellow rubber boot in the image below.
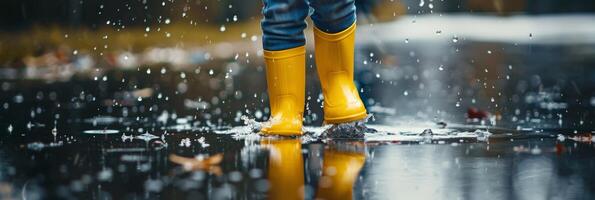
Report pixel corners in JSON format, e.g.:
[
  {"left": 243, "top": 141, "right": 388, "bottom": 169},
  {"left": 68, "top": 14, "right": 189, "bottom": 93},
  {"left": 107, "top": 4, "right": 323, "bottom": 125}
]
[
  {"left": 316, "top": 145, "right": 366, "bottom": 200},
  {"left": 261, "top": 46, "right": 306, "bottom": 136},
  {"left": 263, "top": 139, "right": 305, "bottom": 200},
  {"left": 314, "top": 23, "right": 367, "bottom": 124}
]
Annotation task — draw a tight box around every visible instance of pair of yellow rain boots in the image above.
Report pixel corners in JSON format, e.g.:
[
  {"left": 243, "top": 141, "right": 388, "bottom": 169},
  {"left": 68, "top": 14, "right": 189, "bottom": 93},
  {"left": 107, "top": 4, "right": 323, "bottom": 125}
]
[{"left": 261, "top": 23, "right": 367, "bottom": 136}]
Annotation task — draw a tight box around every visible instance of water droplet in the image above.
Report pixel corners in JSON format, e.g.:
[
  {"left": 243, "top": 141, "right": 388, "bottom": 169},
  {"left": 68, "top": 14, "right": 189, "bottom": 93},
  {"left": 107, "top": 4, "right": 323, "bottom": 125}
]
[
  {"left": 419, "top": 0, "right": 425, "bottom": 7},
  {"left": 146, "top": 68, "right": 151, "bottom": 74},
  {"left": 403, "top": 91, "right": 409, "bottom": 96},
  {"left": 164, "top": 19, "right": 171, "bottom": 24},
  {"left": 52, "top": 127, "right": 57, "bottom": 137},
  {"left": 452, "top": 36, "right": 459, "bottom": 43},
  {"left": 219, "top": 25, "right": 226, "bottom": 32},
  {"left": 209, "top": 69, "right": 214, "bottom": 75}
]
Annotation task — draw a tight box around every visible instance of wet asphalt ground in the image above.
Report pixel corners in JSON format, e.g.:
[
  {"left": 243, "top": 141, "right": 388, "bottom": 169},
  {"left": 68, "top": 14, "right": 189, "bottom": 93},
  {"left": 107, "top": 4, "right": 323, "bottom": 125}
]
[{"left": 0, "top": 39, "right": 594, "bottom": 199}]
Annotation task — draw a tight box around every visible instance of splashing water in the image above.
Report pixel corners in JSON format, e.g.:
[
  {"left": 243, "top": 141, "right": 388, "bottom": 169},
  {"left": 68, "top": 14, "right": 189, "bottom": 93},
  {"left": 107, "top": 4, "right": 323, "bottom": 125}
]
[
  {"left": 364, "top": 123, "right": 493, "bottom": 143},
  {"left": 179, "top": 138, "right": 191, "bottom": 147},
  {"left": 214, "top": 115, "right": 261, "bottom": 136},
  {"left": 322, "top": 119, "right": 370, "bottom": 139},
  {"left": 136, "top": 132, "right": 160, "bottom": 142}
]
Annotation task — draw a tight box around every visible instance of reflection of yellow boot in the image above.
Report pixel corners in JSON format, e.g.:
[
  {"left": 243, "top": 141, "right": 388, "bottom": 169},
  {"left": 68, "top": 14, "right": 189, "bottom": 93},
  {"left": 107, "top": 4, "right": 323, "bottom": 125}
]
[
  {"left": 263, "top": 139, "right": 305, "bottom": 200},
  {"left": 314, "top": 23, "right": 367, "bottom": 124},
  {"left": 261, "top": 46, "right": 306, "bottom": 136},
  {"left": 316, "top": 150, "right": 365, "bottom": 200}
]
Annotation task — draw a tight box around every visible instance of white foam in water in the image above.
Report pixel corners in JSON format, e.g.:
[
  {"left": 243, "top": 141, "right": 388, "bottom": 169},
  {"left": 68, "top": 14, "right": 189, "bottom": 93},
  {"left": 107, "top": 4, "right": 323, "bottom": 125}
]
[
  {"left": 121, "top": 133, "right": 134, "bottom": 142},
  {"left": 364, "top": 124, "right": 491, "bottom": 142},
  {"left": 83, "top": 129, "right": 120, "bottom": 134},
  {"left": 217, "top": 116, "right": 492, "bottom": 143},
  {"left": 135, "top": 132, "right": 159, "bottom": 142}
]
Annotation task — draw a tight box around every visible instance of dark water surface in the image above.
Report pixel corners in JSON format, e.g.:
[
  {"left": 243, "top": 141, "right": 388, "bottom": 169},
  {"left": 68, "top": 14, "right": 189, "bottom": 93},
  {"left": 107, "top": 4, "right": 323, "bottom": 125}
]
[{"left": 0, "top": 41, "right": 594, "bottom": 199}]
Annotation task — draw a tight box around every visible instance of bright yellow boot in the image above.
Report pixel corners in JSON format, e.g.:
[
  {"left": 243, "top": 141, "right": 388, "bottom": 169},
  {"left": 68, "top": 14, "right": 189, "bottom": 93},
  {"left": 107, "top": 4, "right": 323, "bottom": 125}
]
[
  {"left": 261, "top": 46, "right": 306, "bottom": 136},
  {"left": 314, "top": 23, "right": 367, "bottom": 124}
]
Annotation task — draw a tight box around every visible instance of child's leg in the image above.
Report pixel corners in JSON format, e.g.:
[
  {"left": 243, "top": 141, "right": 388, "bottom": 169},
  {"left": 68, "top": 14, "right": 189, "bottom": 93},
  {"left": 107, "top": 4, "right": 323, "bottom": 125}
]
[
  {"left": 308, "top": 0, "right": 356, "bottom": 33},
  {"left": 261, "top": 0, "right": 310, "bottom": 51},
  {"left": 309, "top": 0, "right": 368, "bottom": 124},
  {"left": 260, "top": 0, "right": 309, "bottom": 135}
]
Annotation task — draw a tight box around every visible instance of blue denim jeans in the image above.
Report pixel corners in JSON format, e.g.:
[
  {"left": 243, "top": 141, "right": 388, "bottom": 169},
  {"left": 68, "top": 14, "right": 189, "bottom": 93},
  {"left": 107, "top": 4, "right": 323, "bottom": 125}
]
[{"left": 261, "top": 0, "right": 356, "bottom": 51}]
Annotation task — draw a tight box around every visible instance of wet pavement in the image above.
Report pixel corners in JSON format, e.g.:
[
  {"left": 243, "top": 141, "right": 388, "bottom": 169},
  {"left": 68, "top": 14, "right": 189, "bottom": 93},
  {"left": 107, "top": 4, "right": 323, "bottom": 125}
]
[{"left": 1, "top": 23, "right": 595, "bottom": 199}]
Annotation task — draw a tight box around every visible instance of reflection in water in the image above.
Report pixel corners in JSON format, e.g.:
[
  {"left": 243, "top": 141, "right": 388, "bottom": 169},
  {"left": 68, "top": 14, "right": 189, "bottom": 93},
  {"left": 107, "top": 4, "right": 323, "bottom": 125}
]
[
  {"left": 316, "top": 141, "right": 366, "bottom": 200},
  {"left": 263, "top": 139, "right": 305, "bottom": 200},
  {"left": 263, "top": 138, "right": 366, "bottom": 200},
  {"left": 169, "top": 153, "right": 224, "bottom": 176},
  {"left": 360, "top": 140, "right": 595, "bottom": 200}
]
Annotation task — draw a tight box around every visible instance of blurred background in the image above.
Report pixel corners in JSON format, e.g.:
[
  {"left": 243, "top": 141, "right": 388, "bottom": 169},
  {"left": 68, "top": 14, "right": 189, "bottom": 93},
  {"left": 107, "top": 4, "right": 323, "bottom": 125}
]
[{"left": 2, "top": 0, "right": 595, "bottom": 69}]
